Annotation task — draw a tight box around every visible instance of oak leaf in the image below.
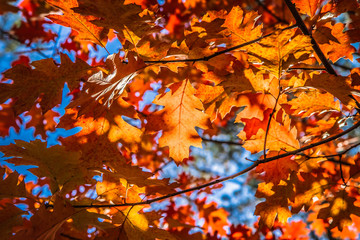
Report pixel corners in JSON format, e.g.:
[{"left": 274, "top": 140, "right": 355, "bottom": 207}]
[
  {"left": 0, "top": 203, "right": 26, "bottom": 239},
  {"left": 25, "top": 104, "right": 60, "bottom": 139},
  {"left": 111, "top": 206, "right": 176, "bottom": 240},
  {"left": 291, "top": 172, "right": 328, "bottom": 214},
  {"left": 46, "top": 0, "right": 108, "bottom": 46},
  {"left": 96, "top": 175, "right": 142, "bottom": 204},
  {"left": 293, "top": 0, "right": 321, "bottom": 17},
  {"left": 146, "top": 79, "right": 211, "bottom": 164},
  {"left": 256, "top": 155, "right": 299, "bottom": 185},
  {"left": 288, "top": 91, "right": 340, "bottom": 117},
  {"left": 13, "top": 196, "right": 76, "bottom": 240},
  {"left": 318, "top": 190, "right": 360, "bottom": 230},
  {"left": 0, "top": 140, "right": 85, "bottom": 194},
  {"left": 0, "top": 103, "right": 21, "bottom": 137},
  {"left": 235, "top": 93, "right": 276, "bottom": 121},
  {"left": 247, "top": 29, "right": 312, "bottom": 76},
  {"left": 194, "top": 83, "right": 225, "bottom": 120},
  {"left": 12, "top": 19, "right": 56, "bottom": 45},
  {"left": 221, "top": 6, "right": 262, "bottom": 47},
  {"left": 59, "top": 107, "right": 142, "bottom": 153},
  {"left": 255, "top": 181, "right": 295, "bottom": 228},
  {"left": 1, "top": 53, "right": 91, "bottom": 115},
  {"left": 73, "top": 0, "right": 159, "bottom": 45},
  {"left": 305, "top": 72, "right": 355, "bottom": 106},
  {"left": 239, "top": 117, "right": 299, "bottom": 154},
  {"left": 76, "top": 52, "right": 145, "bottom": 109},
  {"left": 315, "top": 22, "right": 357, "bottom": 62},
  {"left": 0, "top": 168, "right": 27, "bottom": 199}
]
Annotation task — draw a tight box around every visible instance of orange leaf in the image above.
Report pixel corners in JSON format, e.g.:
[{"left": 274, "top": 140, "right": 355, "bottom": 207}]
[
  {"left": 239, "top": 117, "right": 299, "bottom": 154},
  {"left": 46, "top": 0, "right": 108, "bottom": 46},
  {"left": 256, "top": 155, "right": 299, "bottom": 185},
  {"left": 255, "top": 181, "right": 294, "bottom": 228},
  {"left": 222, "top": 6, "right": 262, "bottom": 47},
  {"left": 293, "top": 0, "right": 321, "bottom": 17},
  {"left": 315, "top": 22, "right": 357, "bottom": 62},
  {"left": 59, "top": 107, "right": 142, "bottom": 153},
  {"left": 146, "top": 79, "right": 211, "bottom": 164},
  {"left": 279, "top": 221, "right": 310, "bottom": 240},
  {"left": 305, "top": 72, "right": 356, "bottom": 106},
  {"left": 288, "top": 91, "right": 340, "bottom": 117}
]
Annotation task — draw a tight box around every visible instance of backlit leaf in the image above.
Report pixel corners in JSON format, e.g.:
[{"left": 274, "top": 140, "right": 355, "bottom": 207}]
[{"left": 146, "top": 79, "right": 211, "bottom": 164}]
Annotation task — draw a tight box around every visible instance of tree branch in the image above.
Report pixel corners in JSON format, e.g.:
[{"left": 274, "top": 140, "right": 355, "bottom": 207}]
[
  {"left": 137, "top": 25, "right": 297, "bottom": 64},
  {"left": 59, "top": 120, "right": 360, "bottom": 209},
  {"left": 287, "top": 67, "right": 327, "bottom": 71},
  {"left": 0, "top": 28, "right": 50, "bottom": 59},
  {"left": 283, "top": 0, "right": 337, "bottom": 76},
  {"left": 201, "top": 138, "right": 244, "bottom": 146}
]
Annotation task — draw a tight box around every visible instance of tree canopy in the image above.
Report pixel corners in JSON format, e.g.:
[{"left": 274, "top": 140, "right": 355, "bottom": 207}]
[{"left": 1, "top": 0, "right": 360, "bottom": 239}]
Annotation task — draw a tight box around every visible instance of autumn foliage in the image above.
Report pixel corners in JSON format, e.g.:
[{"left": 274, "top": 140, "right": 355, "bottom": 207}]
[{"left": 1, "top": 0, "right": 360, "bottom": 239}]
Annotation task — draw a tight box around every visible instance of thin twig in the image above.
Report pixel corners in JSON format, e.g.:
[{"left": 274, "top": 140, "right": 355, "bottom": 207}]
[
  {"left": 300, "top": 141, "right": 360, "bottom": 161},
  {"left": 53, "top": 120, "right": 360, "bottom": 209},
  {"left": 263, "top": 83, "right": 281, "bottom": 160},
  {"left": 283, "top": 0, "right": 337, "bottom": 76},
  {"left": 152, "top": 160, "right": 172, "bottom": 174},
  {"left": 339, "top": 155, "right": 346, "bottom": 185},
  {"left": 0, "top": 29, "right": 49, "bottom": 59},
  {"left": 14, "top": 48, "right": 53, "bottom": 54},
  {"left": 201, "top": 138, "right": 244, "bottom": 146},
  {"left": 287, "top": 67, "right": 327, "bottom": 71}
]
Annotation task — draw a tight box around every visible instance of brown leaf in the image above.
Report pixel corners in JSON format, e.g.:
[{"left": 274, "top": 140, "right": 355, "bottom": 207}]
[
  {"left": 1, "top": 53, "right": 91, "bottom": 115},
  {"left": 13, "top": 196, "right": 76, "bottom": 240},
  {"left": 318, "top": 190, "right": 360, "bottom": 230}
]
